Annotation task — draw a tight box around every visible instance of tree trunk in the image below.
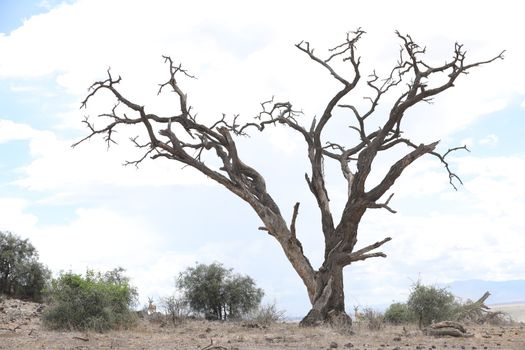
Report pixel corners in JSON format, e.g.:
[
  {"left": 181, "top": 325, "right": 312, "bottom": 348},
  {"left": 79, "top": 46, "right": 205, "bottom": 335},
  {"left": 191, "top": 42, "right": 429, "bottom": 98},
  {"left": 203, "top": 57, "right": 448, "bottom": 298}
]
[{"left": 299, "top": 266, "right": 352, "bottom": 326}]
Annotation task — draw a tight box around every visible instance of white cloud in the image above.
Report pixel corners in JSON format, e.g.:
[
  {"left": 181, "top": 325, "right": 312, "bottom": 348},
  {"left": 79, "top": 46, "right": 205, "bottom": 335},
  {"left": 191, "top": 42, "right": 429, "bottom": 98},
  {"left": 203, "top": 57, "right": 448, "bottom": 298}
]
[
  {"left": 8, "top": 84, "right": 38, "bottom": 92},
  {"left": 460, "top": 137, "right": 474, "bottom": 149},
  {"left": 31, "top": 207, "right": 161, "bottom": 270},
  {"left": 11, "top": 126, "right": 212, "bottom": 191},
  {"left": 0, "top": 1, "right": 522, "bottom": 135},
  {"left": 0, "top": 198, "right": 39, "bottom": 233},
  {"left": 0, "top": 119, "right": 46, "bottom": 143},
  {"left": 479, "top": 134, "right": 498, "bottom": 146}
]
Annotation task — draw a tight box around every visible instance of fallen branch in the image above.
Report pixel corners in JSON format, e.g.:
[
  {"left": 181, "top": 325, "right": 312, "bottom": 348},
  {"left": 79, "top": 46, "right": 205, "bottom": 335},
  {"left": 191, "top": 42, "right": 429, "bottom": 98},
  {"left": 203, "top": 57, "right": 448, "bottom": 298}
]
[
  {"left": 200, "top": 339, "right": 228, "bottom": 350},
  {"left": 426, "top": 327, "right": 474, "bottom": 338},
  {"left": 0, "top": 324, "right": 21, "bottom": 332},
  {"left": 431, "top": 321, "right": 467, "bottom": 333},
  {"left": 73, "top": 336, "right": 89, "bottom": 342},
  {"left": 426, "top": 320, "right": 473, "bottom": 338}
]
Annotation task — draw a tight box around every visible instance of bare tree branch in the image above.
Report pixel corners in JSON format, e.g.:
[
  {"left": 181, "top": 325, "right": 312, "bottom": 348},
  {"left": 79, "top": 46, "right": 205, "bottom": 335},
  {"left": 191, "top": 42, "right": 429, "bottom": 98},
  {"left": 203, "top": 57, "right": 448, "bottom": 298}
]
[
  {"left": 290, "top": 202, "right": 300, "bottom": 240},
  {"left": 368, "top": 193, "right": 397, "bottom": 213},
  {"left": 343, "top": 237, "right": 393, "bottom": 264}
]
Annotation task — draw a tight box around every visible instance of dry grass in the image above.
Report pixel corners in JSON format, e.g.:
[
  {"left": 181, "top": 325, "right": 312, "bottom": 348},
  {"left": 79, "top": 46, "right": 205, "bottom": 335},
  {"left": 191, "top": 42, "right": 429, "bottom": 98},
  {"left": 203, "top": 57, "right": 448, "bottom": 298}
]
[{"left": 1, "top": 298, "right": 524, "bottom": 349}]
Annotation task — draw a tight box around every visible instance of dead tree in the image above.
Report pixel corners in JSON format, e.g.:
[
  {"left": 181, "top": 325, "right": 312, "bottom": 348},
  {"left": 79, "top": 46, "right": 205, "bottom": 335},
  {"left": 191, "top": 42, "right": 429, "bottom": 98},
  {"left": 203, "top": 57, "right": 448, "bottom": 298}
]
[{"left": 74, "top": 30, "right": 503, "bottom": 326}]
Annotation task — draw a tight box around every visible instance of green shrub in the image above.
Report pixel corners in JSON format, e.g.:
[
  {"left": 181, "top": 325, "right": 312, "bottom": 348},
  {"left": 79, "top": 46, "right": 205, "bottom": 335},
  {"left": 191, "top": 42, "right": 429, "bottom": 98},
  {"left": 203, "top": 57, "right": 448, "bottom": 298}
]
[
  {"left": 384, "top": 302, "right": 415, "bottom": 324},
  {"left": 0, "top": 231, "right": 51, "bottom": 301},
  {"left": 42, "top": 268, "right": 138, "bottom": 331},
  {"left": 178, "top": 262, "right": 263, "bottom": 320},
  {"left": 407, "top": 281, "right": 457, "bottom": 328}
]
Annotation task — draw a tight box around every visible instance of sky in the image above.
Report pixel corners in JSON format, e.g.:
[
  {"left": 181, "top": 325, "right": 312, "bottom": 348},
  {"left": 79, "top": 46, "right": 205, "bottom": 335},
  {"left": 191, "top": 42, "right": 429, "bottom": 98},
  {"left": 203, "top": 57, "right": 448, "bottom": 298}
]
[{"left": 0, "top": 0, "right": 524, "bottom": 317}]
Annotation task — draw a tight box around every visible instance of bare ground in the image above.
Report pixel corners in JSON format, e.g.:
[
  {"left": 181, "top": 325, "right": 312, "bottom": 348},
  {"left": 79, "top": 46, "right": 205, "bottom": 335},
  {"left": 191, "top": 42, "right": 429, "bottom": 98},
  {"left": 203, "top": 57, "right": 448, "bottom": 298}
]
[{"left": 1, "top": 298, "right": 524, "bottom": 350}]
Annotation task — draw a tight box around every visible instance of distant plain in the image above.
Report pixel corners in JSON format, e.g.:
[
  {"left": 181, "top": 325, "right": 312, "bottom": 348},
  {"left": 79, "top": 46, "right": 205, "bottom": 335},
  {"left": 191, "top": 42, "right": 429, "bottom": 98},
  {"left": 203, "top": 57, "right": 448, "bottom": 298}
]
[{"left": 490, "top": 303, "right": 525, "bottom": 322}]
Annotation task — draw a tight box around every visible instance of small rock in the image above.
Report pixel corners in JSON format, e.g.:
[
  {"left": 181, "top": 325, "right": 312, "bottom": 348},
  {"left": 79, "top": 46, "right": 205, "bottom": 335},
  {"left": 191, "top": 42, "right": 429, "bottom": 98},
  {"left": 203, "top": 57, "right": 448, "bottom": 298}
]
[
  {"left": 343, "top": 343, "right": 354, "bottom": 348},
  {"left": 393, "top": 337, "right": 401, "bottom": 341},
  {"left": 330, "top": 341, "right": 338, "bottom": 348}
]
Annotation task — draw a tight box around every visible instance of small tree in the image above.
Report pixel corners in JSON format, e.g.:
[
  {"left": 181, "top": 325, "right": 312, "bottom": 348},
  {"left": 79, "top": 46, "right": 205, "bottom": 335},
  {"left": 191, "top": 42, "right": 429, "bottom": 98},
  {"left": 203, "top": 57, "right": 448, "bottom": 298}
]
[
  {"left": 42, "top": 268, "right": 138, "bottom": 331},
  {"left": 177, "top": 263, "right": 263, "bottom": 320},
  {"left": 0, "top": 231, "right": 50, "bottom": 301},
  {"left": 223, "top": 274, "right": 265, "bottom": 319},
  {"left": 407, "top": 281, "right": 457, "bottom": 328}
]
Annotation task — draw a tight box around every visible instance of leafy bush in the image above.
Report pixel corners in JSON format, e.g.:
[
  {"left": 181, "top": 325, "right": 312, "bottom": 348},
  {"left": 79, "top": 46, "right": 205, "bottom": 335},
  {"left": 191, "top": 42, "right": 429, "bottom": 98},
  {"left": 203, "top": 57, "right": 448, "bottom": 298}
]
[
  {"left": 0, "top": 231, "right": 51, "bottom": 301},
  {"left": 178, "top": 262, "right": 263, "bottom": 320},
  {"left": 42, "top": 268, "right": 138, "bottom": 331},
  {"left": 407, "top": 281, "right": 457, "bottom": 328},
  {"left": 384, "top": 302, "right": 415, "bottom": 324}
]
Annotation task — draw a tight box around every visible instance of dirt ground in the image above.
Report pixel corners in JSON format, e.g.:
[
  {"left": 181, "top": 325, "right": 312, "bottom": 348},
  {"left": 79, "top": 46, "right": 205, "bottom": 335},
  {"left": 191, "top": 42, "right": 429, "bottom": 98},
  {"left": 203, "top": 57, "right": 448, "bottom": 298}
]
[{"left": 1, "top": 298, "right": 524, "bottom": 350}]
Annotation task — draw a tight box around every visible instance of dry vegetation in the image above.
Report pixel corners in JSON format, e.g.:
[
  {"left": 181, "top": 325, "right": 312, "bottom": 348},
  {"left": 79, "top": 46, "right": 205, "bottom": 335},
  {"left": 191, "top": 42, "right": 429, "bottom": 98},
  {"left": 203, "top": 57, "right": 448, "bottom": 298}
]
[{"left": 1, "top": 298, "right": 524, "bottom": 350}]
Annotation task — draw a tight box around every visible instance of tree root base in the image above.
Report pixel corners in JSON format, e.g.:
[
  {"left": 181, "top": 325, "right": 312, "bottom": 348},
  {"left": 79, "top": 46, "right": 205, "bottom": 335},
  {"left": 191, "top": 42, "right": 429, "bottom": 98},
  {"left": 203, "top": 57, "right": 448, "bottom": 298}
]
[{"left": 299, "top": 309, "right": 352, "bottom": 328}]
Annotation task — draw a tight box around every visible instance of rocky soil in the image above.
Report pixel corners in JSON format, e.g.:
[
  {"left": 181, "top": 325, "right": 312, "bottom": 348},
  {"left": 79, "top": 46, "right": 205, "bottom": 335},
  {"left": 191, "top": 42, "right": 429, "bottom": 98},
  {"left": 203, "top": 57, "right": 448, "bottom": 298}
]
[{"left": 1, "top": 298, "right": 524, "bottom": 350}]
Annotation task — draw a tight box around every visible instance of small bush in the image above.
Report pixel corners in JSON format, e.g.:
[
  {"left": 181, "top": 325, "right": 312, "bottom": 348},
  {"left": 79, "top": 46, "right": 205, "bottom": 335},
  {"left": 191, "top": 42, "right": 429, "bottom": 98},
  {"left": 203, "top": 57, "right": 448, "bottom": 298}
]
[
  {"left": 407, "top": 281, "right": 457, "bottom": 328},
  {"left": 160, "top": 295, "right": 190, "bottom": 325},
  {"left": 361, "top": 307, "right": 384, "bottom": 331},
  {"left": 42, "top": 268, "right": 138, "bottom": 331},
  {"left": 248, "top": 301, "right": 285, "bottom": 325},
  {"left": 384, "top": 302, "right": 415, "bottom": 324}
]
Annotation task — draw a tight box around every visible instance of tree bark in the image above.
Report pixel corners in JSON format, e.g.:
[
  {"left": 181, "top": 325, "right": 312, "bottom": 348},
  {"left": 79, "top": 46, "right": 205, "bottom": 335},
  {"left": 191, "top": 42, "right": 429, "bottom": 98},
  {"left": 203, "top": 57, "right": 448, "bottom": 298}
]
[{"left": 300, "top": 266, "right": 351, "bottom": 326}]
